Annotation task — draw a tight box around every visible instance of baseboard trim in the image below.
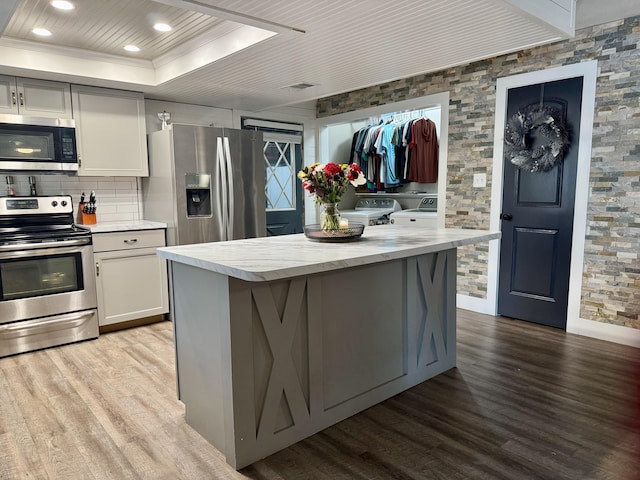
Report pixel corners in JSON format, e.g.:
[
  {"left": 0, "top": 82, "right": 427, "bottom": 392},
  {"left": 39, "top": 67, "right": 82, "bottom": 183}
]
[
  {"left": 457, "top": 294, "right": 494, "bottom": 315},
  {"left": 567, "top": 317, "right": 640, "bottom": 348},
  {"left": 458, "top": 294, "right": 639, "bottom": 348},
  {"left": 99, "top": 314, "right": 168, "bottom": 334}
]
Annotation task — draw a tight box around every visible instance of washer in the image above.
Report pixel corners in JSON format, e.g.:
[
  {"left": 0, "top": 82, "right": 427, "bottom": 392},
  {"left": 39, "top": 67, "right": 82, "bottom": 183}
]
[
  {"left": 340, "top": 198, "right": 401, "bottom": 226},
  {"left": 390, "top": 195, "right": 438, "bottom": 227}
]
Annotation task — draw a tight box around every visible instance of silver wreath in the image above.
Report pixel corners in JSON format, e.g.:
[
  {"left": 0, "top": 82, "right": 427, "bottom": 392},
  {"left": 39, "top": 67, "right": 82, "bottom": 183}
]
[{"left": 504, "top": 105, "right": 570, "bottom": 173}]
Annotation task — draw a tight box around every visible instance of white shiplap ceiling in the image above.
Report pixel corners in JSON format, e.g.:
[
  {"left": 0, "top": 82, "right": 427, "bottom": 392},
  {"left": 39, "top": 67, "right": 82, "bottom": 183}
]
[
  {"left": 0, "top": 0, "right": 637, "bottom": 112},
  {"left": 4, "top": 0, "right": 226, "bottom": 60}
]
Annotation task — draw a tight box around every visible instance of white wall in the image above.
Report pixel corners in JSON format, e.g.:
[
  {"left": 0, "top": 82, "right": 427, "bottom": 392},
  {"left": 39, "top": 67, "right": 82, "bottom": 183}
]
[{"left": 326, "top": 121, "right": 368, "bottom": 165}]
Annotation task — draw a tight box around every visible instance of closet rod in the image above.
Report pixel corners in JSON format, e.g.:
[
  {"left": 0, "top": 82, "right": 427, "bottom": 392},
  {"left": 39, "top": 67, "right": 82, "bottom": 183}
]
[{"left": 367, "top": 106, "right": 438, "bottom": 126}]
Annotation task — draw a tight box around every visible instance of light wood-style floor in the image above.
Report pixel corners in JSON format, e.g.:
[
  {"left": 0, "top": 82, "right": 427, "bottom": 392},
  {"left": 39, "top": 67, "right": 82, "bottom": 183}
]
[{"left": 1, "top": 310, "right": 638, "bottom": 480}]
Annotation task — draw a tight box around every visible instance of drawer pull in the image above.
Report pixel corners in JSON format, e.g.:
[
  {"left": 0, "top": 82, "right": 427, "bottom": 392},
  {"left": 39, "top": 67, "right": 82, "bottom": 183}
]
[{"left": 124, "top": 239, "right": 138, "bottom": 245}]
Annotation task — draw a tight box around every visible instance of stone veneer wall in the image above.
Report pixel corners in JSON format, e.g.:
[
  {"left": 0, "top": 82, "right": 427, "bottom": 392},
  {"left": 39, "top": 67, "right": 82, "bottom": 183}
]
[{"left": 316, "top": 16, "right": 640, "bottom": 329}]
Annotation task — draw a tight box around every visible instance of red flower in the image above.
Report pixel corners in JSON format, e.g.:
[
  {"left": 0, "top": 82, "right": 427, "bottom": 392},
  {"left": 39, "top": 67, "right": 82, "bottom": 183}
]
[
  {"left": 324, "top": 163, "right": 341, "bottom": 176},
  {"left": 297, "top": 162, "right": 363, "bottom": 204}
]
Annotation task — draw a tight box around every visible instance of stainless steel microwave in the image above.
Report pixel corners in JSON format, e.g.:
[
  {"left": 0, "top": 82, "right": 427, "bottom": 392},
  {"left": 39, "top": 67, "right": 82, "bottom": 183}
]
[{"left": 0, "top": 114, "right": 78, "bottom": 173}]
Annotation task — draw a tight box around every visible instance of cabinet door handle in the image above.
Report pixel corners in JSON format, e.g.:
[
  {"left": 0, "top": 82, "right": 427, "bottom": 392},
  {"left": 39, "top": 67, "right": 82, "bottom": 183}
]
[
  {"left": 124, "top": 239, "right": 138, "bottom": 245},
  {"left": 19, "top": 92, "right": 24, "bottom": 106},
  {"left": 96, "top": 262, "right": 100, "bottom": 276},
  {"left": 11, "top": 91, "right": 16, "bottom": 106}
]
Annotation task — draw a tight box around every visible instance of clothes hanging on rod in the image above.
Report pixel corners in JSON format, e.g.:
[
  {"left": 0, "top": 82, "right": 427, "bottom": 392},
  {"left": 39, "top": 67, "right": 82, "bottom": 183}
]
[
  {"left": 407, "top": 118, "right": 439, "bottom": 183},
  {"left": 348, "top": 116, "right": 439, "bottom": 187}
]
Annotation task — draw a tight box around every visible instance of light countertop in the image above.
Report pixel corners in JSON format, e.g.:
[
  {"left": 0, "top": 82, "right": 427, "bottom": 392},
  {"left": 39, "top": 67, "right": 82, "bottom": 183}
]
[
  {"left": 84, "top": 220, "right": 167, "bottom": 233},
  {"left": 156, "top": 225, "right": 500, "bottom": 282}
]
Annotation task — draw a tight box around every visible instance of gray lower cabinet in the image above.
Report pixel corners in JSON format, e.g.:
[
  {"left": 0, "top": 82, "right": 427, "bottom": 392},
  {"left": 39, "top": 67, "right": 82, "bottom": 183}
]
[{"left": 92, "top": 229, "right": 169, "bottom": 326}]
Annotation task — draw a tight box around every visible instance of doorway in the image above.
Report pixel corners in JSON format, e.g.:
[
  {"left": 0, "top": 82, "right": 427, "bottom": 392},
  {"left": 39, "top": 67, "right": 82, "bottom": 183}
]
[
  {"left": 242, "top": 118, "right": 304, "bottom": 235},
  {"left": 263, "top": 132, "right": 303, "bottom": 235},
  {"left": 488, "top": 61, "right": 598, "bottom": 332},
  {"left": 497, "top": 77, "right": 583, "bottom": 329}
]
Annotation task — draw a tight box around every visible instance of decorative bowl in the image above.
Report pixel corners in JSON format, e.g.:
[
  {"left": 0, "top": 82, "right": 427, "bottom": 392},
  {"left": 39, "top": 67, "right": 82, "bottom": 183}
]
[{"left": 303, "top": 223, "right": 365, "bottom": 242}]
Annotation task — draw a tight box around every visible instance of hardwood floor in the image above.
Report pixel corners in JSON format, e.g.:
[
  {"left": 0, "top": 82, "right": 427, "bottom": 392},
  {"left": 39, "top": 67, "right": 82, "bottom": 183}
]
[{"left": 1, "top": 310, "right": 638, "bottom": 480}]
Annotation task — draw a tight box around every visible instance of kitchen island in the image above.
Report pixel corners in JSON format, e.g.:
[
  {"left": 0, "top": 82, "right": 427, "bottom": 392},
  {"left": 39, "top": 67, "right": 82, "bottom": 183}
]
[{"left": 157, "top": 226, "right": 500, "bottom": 469}]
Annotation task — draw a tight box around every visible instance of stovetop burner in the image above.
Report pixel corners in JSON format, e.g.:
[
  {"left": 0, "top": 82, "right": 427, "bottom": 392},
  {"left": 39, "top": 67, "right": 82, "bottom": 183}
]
[
  {"left": 0, "top": 224, "right": 91, "bottom": 244},
  {"left": 0, "top": 195, "right": 91, "bottom": 245}
]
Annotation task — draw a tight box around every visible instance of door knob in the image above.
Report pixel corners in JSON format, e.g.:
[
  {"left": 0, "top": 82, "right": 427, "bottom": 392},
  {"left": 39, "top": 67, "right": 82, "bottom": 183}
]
[{"left": 500, "top": 213, "right": 513, "bottom": 221}]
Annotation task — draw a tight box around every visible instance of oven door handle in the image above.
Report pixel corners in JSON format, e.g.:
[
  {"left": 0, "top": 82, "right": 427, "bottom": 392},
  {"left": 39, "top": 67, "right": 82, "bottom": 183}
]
[{"left": 0, "top": 237, "right": 91, "bottom": 252}]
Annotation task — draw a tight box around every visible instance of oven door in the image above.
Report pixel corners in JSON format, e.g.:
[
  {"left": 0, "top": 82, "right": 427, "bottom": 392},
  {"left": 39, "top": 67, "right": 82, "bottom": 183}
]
[{"left": 0, "top": 238, "right": 97, "bottom": 324}]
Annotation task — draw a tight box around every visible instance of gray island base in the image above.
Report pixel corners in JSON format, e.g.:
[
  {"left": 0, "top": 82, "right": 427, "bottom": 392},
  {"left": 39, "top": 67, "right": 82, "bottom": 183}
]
[{"left": 157, "top": 226, "right": 500, "bottom": 469}]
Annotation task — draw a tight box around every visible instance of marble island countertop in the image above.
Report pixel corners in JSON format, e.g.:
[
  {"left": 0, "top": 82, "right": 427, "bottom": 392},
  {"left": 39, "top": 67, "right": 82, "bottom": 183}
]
[
  {"left": 84, "top": 220, "right": 167, "bottom": 233},
  {"left": 156, "top": 225, "right": 500, "bottom": 282}
]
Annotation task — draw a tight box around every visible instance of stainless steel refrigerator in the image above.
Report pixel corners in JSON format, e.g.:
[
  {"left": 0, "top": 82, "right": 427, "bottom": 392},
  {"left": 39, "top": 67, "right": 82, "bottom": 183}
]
[{"left": 143, "top": 124, "right": 266, "bottom": 246}]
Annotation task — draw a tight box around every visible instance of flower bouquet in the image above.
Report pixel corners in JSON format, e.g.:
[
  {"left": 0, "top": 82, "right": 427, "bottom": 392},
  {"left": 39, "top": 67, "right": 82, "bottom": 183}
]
[{"left": 298, "top": 162, "right": 366, "bottom": 232}]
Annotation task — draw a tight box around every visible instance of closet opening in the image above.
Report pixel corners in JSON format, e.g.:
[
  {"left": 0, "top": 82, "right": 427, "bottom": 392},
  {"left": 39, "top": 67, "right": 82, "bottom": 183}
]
[{"left": 315, "top": 92, "right": 449, "bottom": 227}]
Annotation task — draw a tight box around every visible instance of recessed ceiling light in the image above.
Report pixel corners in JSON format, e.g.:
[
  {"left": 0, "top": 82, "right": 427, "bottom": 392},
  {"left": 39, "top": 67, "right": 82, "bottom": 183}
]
[
  {"left": 32, "top": 28, "right": 52, "bottom": 37},
  {"left": 124, "top": 45, "right": 140, "bottom": 52},
  {"left": 153, "top": 23, "right": 172, "bottom": 32},
  {"left": 51, "top": 1, "right": 75, "bottom": 10}
]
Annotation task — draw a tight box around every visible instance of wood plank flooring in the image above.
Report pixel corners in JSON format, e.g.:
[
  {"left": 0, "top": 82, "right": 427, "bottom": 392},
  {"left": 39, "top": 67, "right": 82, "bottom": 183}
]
[{"left": 1, "top": 310, "right": 638, "bottom": 480}]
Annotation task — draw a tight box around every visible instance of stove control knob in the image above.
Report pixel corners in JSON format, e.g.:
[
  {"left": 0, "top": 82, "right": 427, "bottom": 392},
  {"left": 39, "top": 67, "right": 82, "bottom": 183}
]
[
  {"left": 61, "top": 200, "right": 68, "bottom": 207},
  {"left": 51, "top": 200, "right": 58, "bottom": 207}
]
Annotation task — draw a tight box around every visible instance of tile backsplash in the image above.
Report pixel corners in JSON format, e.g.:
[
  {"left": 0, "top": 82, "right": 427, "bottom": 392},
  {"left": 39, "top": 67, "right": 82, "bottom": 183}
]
[{"left": 3, "top": 174, "right": 141, "bottom": 223}]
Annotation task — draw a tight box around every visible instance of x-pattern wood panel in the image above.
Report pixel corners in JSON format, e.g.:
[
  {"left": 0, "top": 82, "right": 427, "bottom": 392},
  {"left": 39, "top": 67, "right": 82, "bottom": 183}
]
[
  {"left": 415, "top": 252, "right": 448, "bottom": 368},
  {"left": 223, "top": 252, "right": 457, "bottom": 467},
  {"left": 251, "top": 279, "right": 310, "bottom": 441}
]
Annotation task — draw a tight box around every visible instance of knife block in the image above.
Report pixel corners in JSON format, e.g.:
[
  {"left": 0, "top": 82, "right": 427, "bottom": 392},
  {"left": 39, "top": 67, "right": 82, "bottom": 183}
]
[{"left": 77, "top": 202, "right": 97, "bottom": 225}]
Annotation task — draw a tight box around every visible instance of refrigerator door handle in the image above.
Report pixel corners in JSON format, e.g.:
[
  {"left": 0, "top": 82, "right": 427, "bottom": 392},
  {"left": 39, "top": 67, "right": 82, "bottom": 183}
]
[
  {"left": 223, "top": 136, "right": 234, "bottom": 240},
  {"left": 216, "top": 137, "right": 228, "bottom": 238}
]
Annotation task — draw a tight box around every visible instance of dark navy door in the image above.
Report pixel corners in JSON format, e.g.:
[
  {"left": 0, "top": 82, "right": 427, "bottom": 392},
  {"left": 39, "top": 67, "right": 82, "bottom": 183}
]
[
  {"left": 263, "top": 133, "right": 303, "bottom": 235},
  {"left": 498, "top": 76, "right": 583, "bottom": 329}
]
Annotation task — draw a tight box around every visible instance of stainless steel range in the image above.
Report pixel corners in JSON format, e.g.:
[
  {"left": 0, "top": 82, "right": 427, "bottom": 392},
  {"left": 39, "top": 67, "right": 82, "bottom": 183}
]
[{"left": 0, "top": 195, "right": 98, "bottom": 357}]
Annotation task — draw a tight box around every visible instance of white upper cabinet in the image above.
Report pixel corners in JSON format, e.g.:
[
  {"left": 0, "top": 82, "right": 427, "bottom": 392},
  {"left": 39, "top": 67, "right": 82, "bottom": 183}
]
[
  {"left": 72, "top": 85, "right": 149, "bottom": 177},
  {"left": 0, "top": 76, "right": 72, "bottom": 118}
]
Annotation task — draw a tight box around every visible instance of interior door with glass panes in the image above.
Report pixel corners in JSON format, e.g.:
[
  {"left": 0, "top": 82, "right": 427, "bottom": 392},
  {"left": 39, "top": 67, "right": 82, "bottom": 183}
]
[{"left": 263, "top": 132, "right": 303, "bottom": 235}]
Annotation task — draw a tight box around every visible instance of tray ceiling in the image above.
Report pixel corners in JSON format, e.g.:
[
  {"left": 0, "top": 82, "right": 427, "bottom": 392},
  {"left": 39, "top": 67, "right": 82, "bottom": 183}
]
[
  {"left": 0, "top": 0, "right": 637, "bottom": 112},
  {"left": 4, "top": 0, "right": 226, "bottom": 60}
]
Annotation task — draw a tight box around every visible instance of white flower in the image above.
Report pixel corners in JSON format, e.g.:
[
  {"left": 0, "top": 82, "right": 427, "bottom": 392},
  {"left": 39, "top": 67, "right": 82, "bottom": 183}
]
[{"left": 349, "top": 171, "right": 367, "bottom": 187}]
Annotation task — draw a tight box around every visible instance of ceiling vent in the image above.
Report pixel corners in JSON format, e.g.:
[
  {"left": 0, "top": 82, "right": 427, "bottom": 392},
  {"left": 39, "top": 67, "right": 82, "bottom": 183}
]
[{"left": 282, "top": 82, "right": 317, "bottom": 90}]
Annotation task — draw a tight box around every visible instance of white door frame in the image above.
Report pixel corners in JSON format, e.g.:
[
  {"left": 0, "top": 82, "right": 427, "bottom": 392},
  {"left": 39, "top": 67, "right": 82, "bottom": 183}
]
[{"left": 484, "top": 60, "right": 598, "bottom": 331}]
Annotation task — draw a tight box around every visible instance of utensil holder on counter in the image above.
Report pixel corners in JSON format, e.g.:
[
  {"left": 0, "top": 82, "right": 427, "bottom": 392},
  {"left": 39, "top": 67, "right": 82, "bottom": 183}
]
[{"left": 77, "top": 202, "right": 97, "bottom": 225}]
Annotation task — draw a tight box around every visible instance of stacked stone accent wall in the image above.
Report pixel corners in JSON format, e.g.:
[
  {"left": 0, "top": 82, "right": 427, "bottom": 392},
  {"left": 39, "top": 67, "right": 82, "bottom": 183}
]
[{"left": 317, "top": 17, "right": 640, "bottom": 329}]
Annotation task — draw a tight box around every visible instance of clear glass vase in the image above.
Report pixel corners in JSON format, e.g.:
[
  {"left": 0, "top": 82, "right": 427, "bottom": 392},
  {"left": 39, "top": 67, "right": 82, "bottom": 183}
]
[{"left": 320, "top": 202, "right": 340, "bottom": 231}]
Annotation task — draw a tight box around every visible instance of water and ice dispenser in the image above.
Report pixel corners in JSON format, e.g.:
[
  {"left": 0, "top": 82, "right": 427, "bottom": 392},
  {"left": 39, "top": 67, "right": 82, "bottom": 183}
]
[{"left": 185, "top": 173, "right": 212, "bottom": 217}]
